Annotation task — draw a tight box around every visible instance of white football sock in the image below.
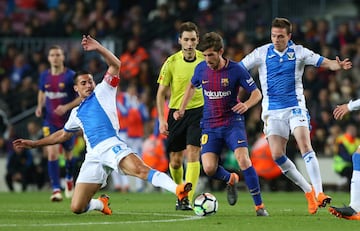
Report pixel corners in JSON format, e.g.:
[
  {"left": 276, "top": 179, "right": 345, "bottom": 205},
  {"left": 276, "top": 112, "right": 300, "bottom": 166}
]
[
  {"left": 87, "top": 198, "right": 103, "bottom": 212},
  {"left": 278, "top": 157, "right": 312, "bottom": 193},
  {"left": 350, "top": 171, "right": 360, "bottom": 212},
  {"left": 303, "top": 151, "right": 323, "bottom": 196},
  {"left": 150, "top": 170, "right": 177, "bottom": 194}
]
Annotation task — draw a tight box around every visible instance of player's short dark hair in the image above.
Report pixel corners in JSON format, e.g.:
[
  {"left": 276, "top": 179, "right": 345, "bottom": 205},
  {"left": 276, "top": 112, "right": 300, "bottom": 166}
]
[
  {"left": 179, "top": 21, "right": 199, "bottom": 38},
  {"left": 48, "top": 45, "right": 64, "bottom": 54},
  {"left": 198, "top": 32, "right": 224, "bottom": 52},
  {"left": 272, "top": 17, "right": 292, "bottom": 34},
  {"left": 74, "top": 70, "right": 91, "bottom": 84}
]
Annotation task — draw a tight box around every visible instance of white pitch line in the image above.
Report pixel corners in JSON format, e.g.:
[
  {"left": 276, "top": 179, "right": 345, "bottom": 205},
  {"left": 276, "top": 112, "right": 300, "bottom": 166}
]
[{"left": 0, "top": 210, "right": 203, "bottom": 227}]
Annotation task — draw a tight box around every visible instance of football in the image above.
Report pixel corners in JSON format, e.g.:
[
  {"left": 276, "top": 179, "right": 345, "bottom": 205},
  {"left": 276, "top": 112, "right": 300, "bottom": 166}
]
[{"left": 193, "top": 192, "right": 218, "bottom": 216}]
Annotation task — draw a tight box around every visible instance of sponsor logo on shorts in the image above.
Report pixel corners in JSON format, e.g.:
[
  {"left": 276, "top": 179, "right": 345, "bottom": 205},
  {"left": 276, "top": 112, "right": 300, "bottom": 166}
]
[
  {"left": 292, "top": 108, "right": 302, "bottom": 115},
  {"left": 112, "top": 146, "right": 121, "bottom": 154}
]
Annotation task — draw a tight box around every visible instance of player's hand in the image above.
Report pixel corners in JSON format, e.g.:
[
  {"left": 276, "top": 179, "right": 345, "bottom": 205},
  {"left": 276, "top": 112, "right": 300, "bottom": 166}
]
[
  {"left": 336, "top": 56, "right": 352, "bottom": 70},
  {"left": 35, "top": 106, "right": 42, "bottom": 117},
  {"left": 232, "top": 102, "right": 248, "bottom": 114},
  {"left": 81, "top": 35, "right": 100, "bottom": 51},
  {"left": 13, "top": 139, "right": 35, "bottom": 149},
  {"left": 173, "top": 110, "right": 184, "bottom": 120},
  {"left": 159, "top": 121, "right": 169, "bottom": 136},
  {"left": 333, "top": 104, "right": 349, "bottom": 120}
]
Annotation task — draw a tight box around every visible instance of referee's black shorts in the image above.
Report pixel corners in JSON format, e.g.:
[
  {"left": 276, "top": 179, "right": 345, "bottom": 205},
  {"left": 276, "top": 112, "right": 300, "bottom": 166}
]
[{"left": 166, "top": 106, "right": 203, "bottom": 153}]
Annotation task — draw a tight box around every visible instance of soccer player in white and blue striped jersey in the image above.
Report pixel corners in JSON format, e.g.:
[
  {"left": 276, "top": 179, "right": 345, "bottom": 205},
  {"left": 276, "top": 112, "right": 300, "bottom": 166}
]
[
  {"left": 13, "top": 35, "right": 192, "bottom": 215},
  {"left": 239, "top": 17, "right": 352, "bottom": 214}
]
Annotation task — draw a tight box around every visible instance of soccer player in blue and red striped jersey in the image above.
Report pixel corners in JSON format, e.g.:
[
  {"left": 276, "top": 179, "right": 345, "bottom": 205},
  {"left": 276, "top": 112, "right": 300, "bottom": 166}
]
[
  {"left": 174, "top": 32, "right": 268, "bottom": 216},
  {"left": 36, "top": 45, "right": 81, "bottom": 201}
]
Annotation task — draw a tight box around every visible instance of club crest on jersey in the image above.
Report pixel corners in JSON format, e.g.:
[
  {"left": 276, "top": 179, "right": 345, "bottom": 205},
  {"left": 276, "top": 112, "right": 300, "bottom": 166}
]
[
  {"left": 221, "top": 78, "right": 229, "bottom": 87},
  {"left": 287, "top": 52, "right": 295, "bottom": 60},
  {"left": 58, "top": 82, "right": 65, "bottom": 89}
]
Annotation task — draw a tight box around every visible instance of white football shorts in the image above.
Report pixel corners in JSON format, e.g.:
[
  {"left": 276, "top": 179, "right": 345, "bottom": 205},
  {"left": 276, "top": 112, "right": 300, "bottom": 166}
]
[
  {"left": 76, "top": 145, "right": 134, "bottom": 188},
  {"left": 263, "top": 107, "right": 310, "bottom": 139}
]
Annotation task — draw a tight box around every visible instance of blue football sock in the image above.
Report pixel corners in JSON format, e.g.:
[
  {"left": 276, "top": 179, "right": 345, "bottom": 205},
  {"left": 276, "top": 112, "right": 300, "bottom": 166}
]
[
  {"left": 48, "top": 160, "right": 61, "bottom": 191},
  {"left": 65, "top": 158, "right": 73, "bottom": 180},
  {"left": 243, "top": 166, "right": 262, "bottom": 206},
  {"left": 212, "top": 165, "right": 231, "bottom": 182}
]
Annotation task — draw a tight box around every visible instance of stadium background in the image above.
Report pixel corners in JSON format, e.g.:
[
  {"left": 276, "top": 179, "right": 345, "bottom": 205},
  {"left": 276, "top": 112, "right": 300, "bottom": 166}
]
[{"left": 0, "top": 0, "right": 359, "bottom": 192}]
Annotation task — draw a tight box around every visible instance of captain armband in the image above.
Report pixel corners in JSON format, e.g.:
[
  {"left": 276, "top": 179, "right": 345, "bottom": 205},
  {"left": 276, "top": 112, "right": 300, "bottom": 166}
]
[{"left": 104, "top": 72, "right": 120, "bottom": 87}]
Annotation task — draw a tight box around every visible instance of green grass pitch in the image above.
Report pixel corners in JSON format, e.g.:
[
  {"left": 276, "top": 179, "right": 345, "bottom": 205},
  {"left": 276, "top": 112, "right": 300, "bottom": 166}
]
[{"left": 0, "top": 190, "right": 358, "bottom": 231}]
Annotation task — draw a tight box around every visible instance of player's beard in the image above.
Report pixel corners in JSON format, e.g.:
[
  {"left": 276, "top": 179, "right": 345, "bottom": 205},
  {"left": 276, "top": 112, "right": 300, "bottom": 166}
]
[{"left": 208, "top": 58, "right": 220, "bottom": 70}]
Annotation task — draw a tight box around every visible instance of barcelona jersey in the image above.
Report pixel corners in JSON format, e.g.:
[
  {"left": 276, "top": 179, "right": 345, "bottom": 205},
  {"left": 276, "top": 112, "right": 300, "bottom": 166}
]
[
  {"left": 192, "top": 60, "right": 257, "bottom": 129},
  {"left": 38, "top": 68, "right": 76, "bottom": 128}
]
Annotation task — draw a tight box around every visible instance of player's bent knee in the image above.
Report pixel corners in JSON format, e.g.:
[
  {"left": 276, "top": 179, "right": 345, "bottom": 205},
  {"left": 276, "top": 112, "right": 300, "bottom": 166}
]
[
  {"left": 72, "top": 210, "right": 83, "bottom": 214},
  {"left": 170, "top": 162, "right": 182, "bottom": 169},
  {"left": 203, "top": 166, "right": 216, "bottom": 176},
  {"left": 70, "top": 201, "right": 86, "bottom": 214},
  {"left": 170, "top": 152, "right": 184, "bottom": 168},
  {"left": 238, "top": 159, "right": 252, "bottom": 170},
  {"left": 169, "top": 157, "right": 183, "bottom": 169}
]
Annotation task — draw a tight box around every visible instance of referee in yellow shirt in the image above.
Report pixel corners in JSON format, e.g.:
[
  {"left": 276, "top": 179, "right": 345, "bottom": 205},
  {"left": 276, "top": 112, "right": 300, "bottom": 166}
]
[{"left": 156, "top": 21, "right": 204, "bottom": 210}]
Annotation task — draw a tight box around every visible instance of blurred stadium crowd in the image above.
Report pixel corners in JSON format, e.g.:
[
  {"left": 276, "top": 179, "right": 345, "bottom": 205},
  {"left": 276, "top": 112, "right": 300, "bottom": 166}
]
[{"left": 0, "top": 0, "right": 360, "bottom": 192}]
